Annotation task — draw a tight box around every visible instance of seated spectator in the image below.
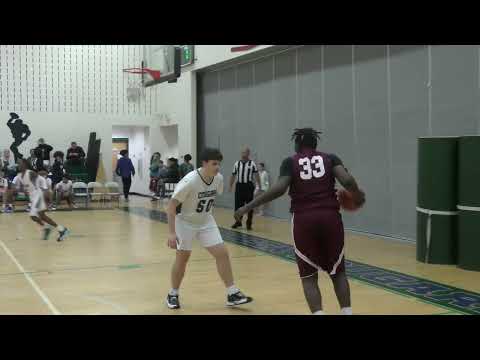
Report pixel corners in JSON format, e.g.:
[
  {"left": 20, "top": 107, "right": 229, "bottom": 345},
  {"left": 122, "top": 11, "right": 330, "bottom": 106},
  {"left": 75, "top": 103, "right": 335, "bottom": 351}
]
[
  {"left": 2, "top": 149, "right": 16, "bottom": 181},
  {"left": 2, "top": 153, "right": 18, "bottom": 193},
  {"left": 158, "top": 160, "right": 168, "bottom": 178},
  {"left": 51, "top": 151, "right": 65, "bottom": 187},
  {"left": 5, "top": 173, "right": 27, "bottom": 213},
  {"left": 66, "top": 142, "right": 86, "bottom": 166},
  {"left": 165, "top": 157, "right": 180, "bottom": 182},
  {"left": 35, "top": 138, "right": 53, "bottom": 169},
  {"left": 26, "top": 149, "right": 37, "bottom": 170},
  {"left": 179, "top": 154, "right": 194, "bottom": 179},
  {"left": 0, "top": 171, "right": 9, "bottom": 212},
  {"left": 157, "top": 158, "right": 180, "bottom": 198},
  {"left": 53, "top": 175, "right": 75, "bottom": 210},
  {"left": 32, "top": 148, "right": 46, "bottom": 171}
]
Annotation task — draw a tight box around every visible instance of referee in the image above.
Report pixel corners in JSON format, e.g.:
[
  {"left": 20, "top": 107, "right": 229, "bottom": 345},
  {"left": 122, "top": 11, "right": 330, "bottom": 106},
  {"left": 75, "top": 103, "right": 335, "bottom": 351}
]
[{"left": 229, "top": 147, "right": 261, "bottom": 230}]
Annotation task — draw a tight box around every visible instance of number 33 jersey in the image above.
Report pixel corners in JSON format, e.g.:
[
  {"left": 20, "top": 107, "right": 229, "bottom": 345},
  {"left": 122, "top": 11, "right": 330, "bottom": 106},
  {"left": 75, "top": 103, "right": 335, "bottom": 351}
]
[
  {"left": 172, "top": 169, "right": 224, "bottom": 226},
  {"left": 280, "top": 149, "right": 343, "bottom": 213}
]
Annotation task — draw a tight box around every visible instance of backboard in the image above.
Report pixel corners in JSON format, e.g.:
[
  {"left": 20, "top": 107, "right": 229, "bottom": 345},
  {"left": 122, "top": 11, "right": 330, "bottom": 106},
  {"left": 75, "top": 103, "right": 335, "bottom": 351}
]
[{"left": 142, "top": 45, "right": 181, "bottom": 87}]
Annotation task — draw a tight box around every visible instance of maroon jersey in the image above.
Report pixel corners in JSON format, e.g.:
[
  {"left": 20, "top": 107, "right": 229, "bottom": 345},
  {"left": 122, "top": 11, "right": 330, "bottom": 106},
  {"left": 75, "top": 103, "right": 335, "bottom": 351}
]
[{"left": 280, "top": 149, "right": 343, "bottom": 213}]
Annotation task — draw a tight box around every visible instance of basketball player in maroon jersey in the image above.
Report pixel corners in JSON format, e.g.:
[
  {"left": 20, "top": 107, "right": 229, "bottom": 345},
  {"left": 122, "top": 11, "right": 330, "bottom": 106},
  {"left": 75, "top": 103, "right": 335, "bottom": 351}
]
[{"left": 234, "top": 128, "right": 365, "bottom": 315}]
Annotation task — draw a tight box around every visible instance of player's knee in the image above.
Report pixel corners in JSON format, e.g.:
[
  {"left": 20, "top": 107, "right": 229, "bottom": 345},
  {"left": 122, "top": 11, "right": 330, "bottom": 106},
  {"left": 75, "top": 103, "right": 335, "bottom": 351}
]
[
  {"left": 175, "top": 250, "right": 191, "bottom": 264},
  {"left": 209, "top": 244, "right": 229, "bottom": 260}
]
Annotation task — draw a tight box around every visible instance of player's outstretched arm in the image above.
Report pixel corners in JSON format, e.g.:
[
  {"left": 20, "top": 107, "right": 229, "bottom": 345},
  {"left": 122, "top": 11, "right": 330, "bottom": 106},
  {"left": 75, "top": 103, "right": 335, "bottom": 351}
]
[
  {"left": 234, "top": 176, "right": 291, "bottom": 221},
  {"left": 166, "top": 198, "right": 180, "bottom": 249},
  {"left": 332, "top": 165, "right": 366, "bottom": 207},
  {"left": 228, "top": 174, "right": 236, "bottom": 192}
]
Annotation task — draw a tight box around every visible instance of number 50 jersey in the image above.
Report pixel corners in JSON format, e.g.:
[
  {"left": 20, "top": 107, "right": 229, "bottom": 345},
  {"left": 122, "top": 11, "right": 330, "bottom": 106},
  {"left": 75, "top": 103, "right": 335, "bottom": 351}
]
[
  {"left": 172, "top": 169, "right": 224, "bottom": 226},
  {"left": 280, "top": 149, "right": 343, "bottom": 213}
]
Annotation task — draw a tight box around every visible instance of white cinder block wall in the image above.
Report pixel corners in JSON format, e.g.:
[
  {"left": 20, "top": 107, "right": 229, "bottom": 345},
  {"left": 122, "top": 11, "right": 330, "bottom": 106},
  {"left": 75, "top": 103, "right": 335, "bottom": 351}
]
[{"left": 0, "top": 45, "right": 273, "bottom": 194}]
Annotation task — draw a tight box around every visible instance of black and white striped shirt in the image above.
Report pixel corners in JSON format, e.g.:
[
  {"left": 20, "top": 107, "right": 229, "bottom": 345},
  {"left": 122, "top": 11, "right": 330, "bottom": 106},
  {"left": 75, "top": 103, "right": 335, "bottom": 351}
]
[{"left": 232, "top": 160, "right": 258, "bottom": 184}]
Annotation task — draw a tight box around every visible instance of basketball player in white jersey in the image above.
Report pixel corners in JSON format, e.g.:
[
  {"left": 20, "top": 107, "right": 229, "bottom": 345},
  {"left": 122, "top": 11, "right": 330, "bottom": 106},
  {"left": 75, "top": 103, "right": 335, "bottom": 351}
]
[
  {"left": 166, "top": 148, "right": 253, "bottom": 309},
  {"left": 16, "top": 159, "right": 69, "bottom": 241}
]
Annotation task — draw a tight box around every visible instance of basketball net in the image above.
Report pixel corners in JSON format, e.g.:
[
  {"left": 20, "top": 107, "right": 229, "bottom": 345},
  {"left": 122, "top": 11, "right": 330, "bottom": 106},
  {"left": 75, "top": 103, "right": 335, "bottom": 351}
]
[{"left": 122, "top": 68, "right": 161, "bottom": 103}]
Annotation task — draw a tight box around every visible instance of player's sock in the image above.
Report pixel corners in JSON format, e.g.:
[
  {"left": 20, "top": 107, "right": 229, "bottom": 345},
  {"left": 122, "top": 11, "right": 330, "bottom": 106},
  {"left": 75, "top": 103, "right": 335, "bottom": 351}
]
[
  {"left": 169, "top": 288, "right": 179, "bottom": 296},
  {"left": 56, "top": 225, "right": 65, "bottom": 232},
  {"left": 340, "top": 307, "right": 352, "bottom": 315},
  {"left": 227, "top": 285, "right": 240, "bottom": 296},
  {"left": 313, "top": 310, "right": 326, "bottom": 315},
  {"left": 44, "top": 224, "right": 52, "bottom": 229}
]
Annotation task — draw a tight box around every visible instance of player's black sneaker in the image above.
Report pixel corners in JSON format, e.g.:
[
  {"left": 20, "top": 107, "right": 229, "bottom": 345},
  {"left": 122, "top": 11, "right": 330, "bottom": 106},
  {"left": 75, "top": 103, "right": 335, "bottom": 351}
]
[
  {"left": 42, "top": 227, "right": 51, "bottom": 240},
  {"left": 227, "top": 291, "right": 253, "bottom": 306},
  {"left": 231, "top": 222, "right": 242, "bottom": 229},
  {"left": 57, "top": 228, "right": 70, "bottom": 242},
  {"left": 166, "top": 294, "right": 180, "bottom": 309}
]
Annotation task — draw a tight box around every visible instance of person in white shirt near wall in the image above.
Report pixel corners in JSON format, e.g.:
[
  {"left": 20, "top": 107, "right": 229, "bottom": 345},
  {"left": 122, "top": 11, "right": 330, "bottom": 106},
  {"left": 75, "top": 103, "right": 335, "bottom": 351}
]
[{"left": 254, "top": 162, "right": 270, "bottom": 216}]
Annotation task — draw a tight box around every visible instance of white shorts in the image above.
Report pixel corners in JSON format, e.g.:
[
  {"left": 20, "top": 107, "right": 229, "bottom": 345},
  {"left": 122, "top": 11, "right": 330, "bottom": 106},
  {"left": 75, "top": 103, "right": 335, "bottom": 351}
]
[
  {"left": 30, "top": 191, "right": 47, "bottom": 217},
  {"left": 175, "top": 216, "right": 223, "bottom": 251}
]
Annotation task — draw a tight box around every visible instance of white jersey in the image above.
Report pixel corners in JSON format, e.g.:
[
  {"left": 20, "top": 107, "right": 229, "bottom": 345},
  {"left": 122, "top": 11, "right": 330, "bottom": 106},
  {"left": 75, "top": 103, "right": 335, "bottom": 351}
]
[
  {"left": 55, "top": 180, "right": 73, "bottom": 193},
  {"left": 172, "top": 169, "right": 223, "bottom": 227},
  {"left": 17, "top": 170, "right": 48, "bottom": 195}
]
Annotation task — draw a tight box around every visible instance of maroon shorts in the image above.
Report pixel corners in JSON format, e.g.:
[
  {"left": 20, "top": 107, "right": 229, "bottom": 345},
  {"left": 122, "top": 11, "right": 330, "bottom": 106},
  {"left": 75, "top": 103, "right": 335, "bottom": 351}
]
[{"left": 292, "top": 209, "right": 345, "bottom": 278}]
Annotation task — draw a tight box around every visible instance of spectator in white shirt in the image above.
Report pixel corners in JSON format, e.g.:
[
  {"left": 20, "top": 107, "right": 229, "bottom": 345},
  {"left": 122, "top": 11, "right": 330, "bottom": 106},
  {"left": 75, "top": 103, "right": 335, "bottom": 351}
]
[{"left": 54, "top": 175, "right": 75, "bottom": 210}]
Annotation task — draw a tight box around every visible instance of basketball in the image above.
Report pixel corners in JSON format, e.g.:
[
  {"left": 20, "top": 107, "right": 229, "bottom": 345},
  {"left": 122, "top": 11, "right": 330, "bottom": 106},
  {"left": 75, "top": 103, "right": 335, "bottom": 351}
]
[{"left": 338, "top": 189, "right": 360, "bottom": 211}]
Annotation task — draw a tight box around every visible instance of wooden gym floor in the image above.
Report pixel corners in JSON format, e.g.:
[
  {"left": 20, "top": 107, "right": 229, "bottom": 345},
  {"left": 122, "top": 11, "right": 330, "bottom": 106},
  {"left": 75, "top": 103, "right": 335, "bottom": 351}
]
[{"left": 1, "top": 196, "right": 479, "bottom": 315}]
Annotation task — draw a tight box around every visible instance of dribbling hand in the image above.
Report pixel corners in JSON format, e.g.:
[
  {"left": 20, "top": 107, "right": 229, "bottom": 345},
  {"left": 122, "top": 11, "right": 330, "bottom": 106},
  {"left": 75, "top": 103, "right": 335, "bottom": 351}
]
[{"left": 167, "top": 233, "right": 178, "bottom": 249}]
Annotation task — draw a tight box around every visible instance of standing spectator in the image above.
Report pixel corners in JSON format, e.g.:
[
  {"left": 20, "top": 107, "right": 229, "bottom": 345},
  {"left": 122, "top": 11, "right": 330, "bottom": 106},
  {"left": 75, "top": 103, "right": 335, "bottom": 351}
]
[
  {"left": 179, "top": 154, "right": 195, "bottom": 179},
  {"left": 149, "top": 152, "right": 162, "bottom": 201},
  {"left": 115, "top": 150, "right": 135, "bottom": 201},
  {"left": 255, "top": 162, "right": 270, "bottom": 216},
  {"left": 66, "top": 142, "right": 86, "bottom": 166},
  {"left": 35, "top": 138, "right": 53, "bottom": 169},
  {"left": 229, "top": 147, "right": 261, "bottom": 230},
  {"left": 51, "top": 151, "right": 65, "bottom": 187}
]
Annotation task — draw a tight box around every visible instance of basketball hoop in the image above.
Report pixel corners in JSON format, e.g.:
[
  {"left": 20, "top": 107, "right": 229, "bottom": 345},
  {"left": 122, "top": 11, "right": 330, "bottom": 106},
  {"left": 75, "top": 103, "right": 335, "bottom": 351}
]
[{"left": 122, "top": 67, "right": 162, "bottom": 103}]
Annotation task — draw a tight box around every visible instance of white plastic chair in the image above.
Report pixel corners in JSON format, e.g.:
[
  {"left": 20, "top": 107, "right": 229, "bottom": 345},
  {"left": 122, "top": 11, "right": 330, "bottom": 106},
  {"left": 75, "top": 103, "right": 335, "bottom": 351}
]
[
  {"left": 72, "top": 182, "right": 89, "bottom": 208},
  {"left": 88, "top": 182, "right": 105, "bottom": 208},
  {"left": 104, "top": 181, "right": 121, "bottom": 208}
]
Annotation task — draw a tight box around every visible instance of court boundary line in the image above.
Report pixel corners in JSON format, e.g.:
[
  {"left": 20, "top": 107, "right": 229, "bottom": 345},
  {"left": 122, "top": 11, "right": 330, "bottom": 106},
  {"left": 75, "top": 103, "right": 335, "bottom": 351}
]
[{"left": 0, "top": 239, "right": 61, "bottom": 315}]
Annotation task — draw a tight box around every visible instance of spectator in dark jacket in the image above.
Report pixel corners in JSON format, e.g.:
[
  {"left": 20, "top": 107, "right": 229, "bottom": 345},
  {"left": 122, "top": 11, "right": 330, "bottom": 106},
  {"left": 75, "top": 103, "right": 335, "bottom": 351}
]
[
  {"left": 35, "top": 138, "right": 53, "bottom": 168},
  {"left": 66, "top": 142, "right": 86, "bottom": 166},
  {"left": 51, "top": 151, "right": 65, "bottom": 186},
  {"left": 115, "top": 150, "right": 135, "bottom": 201}
]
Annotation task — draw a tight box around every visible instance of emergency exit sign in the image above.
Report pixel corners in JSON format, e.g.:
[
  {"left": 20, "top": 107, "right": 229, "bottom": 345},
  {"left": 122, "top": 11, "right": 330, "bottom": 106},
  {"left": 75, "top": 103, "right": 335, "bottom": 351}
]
[{"left": 178, "top": 45, "right": 194, "bottom": 67}]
